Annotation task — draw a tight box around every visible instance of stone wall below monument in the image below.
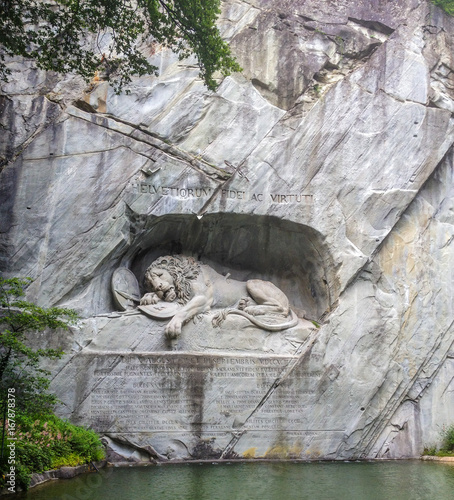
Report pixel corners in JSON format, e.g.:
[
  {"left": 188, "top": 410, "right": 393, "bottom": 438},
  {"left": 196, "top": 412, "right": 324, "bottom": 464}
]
[{"left": 51, "top": 348, "right": 345, "bottom": 461}]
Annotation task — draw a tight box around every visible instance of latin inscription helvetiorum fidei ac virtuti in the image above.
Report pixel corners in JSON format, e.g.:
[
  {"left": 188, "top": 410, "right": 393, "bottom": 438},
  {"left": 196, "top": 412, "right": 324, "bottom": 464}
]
[{"left": 130, "top": 182, "right": 313, "bottom": 204}]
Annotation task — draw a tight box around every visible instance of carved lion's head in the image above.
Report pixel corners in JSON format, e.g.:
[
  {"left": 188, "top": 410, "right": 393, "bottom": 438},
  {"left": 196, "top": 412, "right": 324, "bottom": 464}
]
[{"left": 144, "top": 255, "right": 200, "bottom": 304}]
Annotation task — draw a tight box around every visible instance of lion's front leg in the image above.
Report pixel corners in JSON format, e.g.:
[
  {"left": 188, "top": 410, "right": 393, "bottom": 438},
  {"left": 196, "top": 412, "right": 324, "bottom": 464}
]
[
  {"left": 165, "top": 316, "right": 184, "bottom": 339},
  {"left": 164, "top": 294, "right": 212, "bottom": 339}
]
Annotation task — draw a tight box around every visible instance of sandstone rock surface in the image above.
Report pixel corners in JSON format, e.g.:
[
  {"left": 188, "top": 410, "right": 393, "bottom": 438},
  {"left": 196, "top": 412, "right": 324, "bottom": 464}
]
[{"left": 1, "top": 0, "right": 454, "bottom": 461}]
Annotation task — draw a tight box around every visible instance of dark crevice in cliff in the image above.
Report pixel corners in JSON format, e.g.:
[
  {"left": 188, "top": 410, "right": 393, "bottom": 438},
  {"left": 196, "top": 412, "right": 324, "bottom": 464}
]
[
  {"left": 73, "top": 99, "right": 97, "bottom": 113},
  {"left": 296, "top": 14, "right": 315, "bottom": 23},
  {"left": 347, "top": 17, "right": 395, "bottom": 36}
]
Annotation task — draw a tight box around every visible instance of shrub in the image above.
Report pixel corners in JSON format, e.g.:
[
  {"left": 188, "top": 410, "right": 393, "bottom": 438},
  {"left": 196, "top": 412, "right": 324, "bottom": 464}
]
[
  {"left": 0, "top": 280, "right": 104, "bottom": 491},
  {"left": 16, "top": 442, "right": 52, "bottom": 472},
  {"left": 422, "top": 424, "right": 454, "bottom": 457},
  {"left": 66, "top": 424, "right": 105, "bottom": 462},
  {"left": 51, "top": 453, "right": 84, "bottom": 469},
  {"left": 422, "top": 445, "right": 437, "bottom": 456},
  {"left": 0, "top": 412, "right": 105, "bottom": 491},
  {"left": 441, "top": 424, "right": 454, "bottom": 453},
  {"left": 432, "top": 0, "right": 454, "bottom": 15},
  {"left": 15, "top": 462, "right": 32, "bottom": 491}
]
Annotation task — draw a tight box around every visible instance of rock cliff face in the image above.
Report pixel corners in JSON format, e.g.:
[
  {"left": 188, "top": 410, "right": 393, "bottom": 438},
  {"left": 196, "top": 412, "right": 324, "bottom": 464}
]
[{"left": 1, "top": 0, "right": 454, "bottom": 460}]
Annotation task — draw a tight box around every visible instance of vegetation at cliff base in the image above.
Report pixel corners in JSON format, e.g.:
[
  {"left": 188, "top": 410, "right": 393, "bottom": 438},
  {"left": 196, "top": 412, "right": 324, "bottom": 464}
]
[
  {"left": 0, "top": 414, "right": 105, "bottom": 490},
  {"left": 0, "top": 0, "right": 241, "bottom": 91},
  {"left": 432, "top": 0, "right": 454, "bottom": 16},
  {"left": 438, "top": 424, "right": 454, "bottom": 454},
  {"left": 0, "top": 277, "right": 105, "bottom": 491},
  {"left": 0, "top": 277, "right": 77, "bottom": 414},
  {"left": 423, "top": 424, "right": 454, "bottom": 457}
]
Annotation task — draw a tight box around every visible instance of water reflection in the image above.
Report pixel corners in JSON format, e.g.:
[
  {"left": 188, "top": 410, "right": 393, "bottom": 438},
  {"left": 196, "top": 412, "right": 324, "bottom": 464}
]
[{"left": 13, "top": 461, "right": 454, "bottom": 500}]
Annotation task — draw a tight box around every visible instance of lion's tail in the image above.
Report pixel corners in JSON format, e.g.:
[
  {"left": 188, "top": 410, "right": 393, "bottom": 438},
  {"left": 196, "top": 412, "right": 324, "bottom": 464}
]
[{"left": 212, "top": 309, "right": 299, "bottom": 332}]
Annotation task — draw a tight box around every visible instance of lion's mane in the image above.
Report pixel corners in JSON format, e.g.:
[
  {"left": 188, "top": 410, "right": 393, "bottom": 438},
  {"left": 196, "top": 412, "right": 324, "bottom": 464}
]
[{"left": 144, "top": 255, "right": 200, "bottom": 305}]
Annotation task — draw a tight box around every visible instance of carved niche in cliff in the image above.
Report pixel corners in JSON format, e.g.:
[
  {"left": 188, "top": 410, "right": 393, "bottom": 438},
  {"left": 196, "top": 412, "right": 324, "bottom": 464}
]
[{"left": 104, "top": 214, "right": 336, "bottom": 354}]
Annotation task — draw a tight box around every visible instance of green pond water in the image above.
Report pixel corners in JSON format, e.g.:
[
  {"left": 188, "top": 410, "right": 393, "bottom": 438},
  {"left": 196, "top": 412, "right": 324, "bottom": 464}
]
[{"left": 13, "top": 461, "right": 454, "bottom": 500}]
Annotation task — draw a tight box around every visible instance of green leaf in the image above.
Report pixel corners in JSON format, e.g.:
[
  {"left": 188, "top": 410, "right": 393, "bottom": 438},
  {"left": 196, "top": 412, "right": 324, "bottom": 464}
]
[
  {"left": 0, "top": 0, "right": 241, "bottom": 92},
  {"left": 0, "top": 277, "right": 77, "bottom": 416}
]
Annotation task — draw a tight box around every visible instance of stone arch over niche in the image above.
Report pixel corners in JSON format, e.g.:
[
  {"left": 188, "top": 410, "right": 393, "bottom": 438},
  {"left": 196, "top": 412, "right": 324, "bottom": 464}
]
[{"left": 127, "top": 213, "right": 338, "bottom": 321}]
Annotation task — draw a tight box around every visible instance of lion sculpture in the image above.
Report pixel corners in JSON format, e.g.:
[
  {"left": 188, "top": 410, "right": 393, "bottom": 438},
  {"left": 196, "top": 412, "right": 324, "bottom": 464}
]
[{"left": 138, "top": 255, "right": 299, "bottom": 338}]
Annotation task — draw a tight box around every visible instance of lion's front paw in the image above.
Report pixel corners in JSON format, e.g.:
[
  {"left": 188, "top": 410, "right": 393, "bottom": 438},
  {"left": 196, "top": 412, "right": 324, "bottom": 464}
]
[
  {"left": 140, "top": 293, "right": 159, "bottom": 305},
  {"left": 165, "top": 317, "right": 182, "bottom": 339}
]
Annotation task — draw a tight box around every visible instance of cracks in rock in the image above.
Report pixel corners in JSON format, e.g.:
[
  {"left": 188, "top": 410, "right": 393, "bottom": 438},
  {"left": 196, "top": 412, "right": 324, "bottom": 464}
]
[
  {"left": 429, "top": 60, "right": 454, "bottom": 113},
  {"left": 49, "top": 345, "right": 87, "bottom": 384},
  {"left": 8, "top": 239, "right": 33, "bottom": 262},
  {"left": 219, "top": 327, "right": 320, "bottom": 458},
  {"left": 67, "top": 106, "right": 231, "bottom": 182},
  {"left": 20, "top": 144, "right": 159, "bottom": 165},
  {"left": 441, "top": 375, "right": 454, "bottom": 397},
  {"left": 0, "top": 93, "right": 67, "bottom": 174},
  {"left": 261, "top": 160, "right": 291, "bottom": 188},
  {"left": 342, "top": 147, "right": 454, "bottom": 308},
  {"left": 356, "top": 319, "right": 454, "bottom": 458},
  {"left": 296, "top": 14, "right": 315, "bottom": 23},
  {"left": 71, "top": 355, "right": 124, "bottom": 417},
  {"left": 1, "top": 110, "right": 61, "bottom": 175},
  {"left": 324, "top": 153, "right": 454, "bottom": 457},
  {"left": 400, "top": 292, "right": 419, "bottom": 331},
  {"left": 72, "top": 99, "right": 97, "bottom": 114},
  {"left": 287, "top": 20, "right": 393, "bottom": 116},
  {"left": 55, "top": 220, "right": 100, "bottom": 254},
  {"left": 196, "top": 182, "right": 235, "bottom": 217}
]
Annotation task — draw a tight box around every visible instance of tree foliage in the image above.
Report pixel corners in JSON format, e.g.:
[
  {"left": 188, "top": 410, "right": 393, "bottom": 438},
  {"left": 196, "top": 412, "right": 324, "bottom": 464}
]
[
  {"left": 441, "top": 424, "right": 454, "bottom": 453},
  {"left": 0, "top": 277, "right": 77, "bottom": 417},
  {"left": 0, "top": 0, "right": 241, "bottom": 91},
  {"left": 0, "top": 414, "right": 105, "bottom": 490},
  {"left": 432, "top": 0, "right": 454, "bottom": 15},
  {"left": 0, "top": 278, "right": 106, "bottom": 491}
]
